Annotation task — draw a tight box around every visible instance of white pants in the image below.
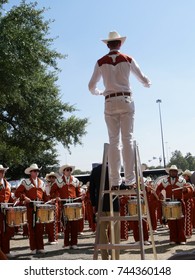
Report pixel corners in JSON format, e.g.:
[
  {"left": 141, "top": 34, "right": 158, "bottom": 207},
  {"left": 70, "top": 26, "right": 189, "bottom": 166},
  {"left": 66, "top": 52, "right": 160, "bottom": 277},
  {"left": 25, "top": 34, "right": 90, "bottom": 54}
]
[{"left": 104, "top": 95, "right": 135, "bottom": 186}]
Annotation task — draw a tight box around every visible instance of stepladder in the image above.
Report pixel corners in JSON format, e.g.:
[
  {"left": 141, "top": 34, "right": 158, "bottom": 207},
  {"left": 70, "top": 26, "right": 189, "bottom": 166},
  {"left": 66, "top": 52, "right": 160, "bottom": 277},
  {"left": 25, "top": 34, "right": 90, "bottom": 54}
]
[{"left": 92, "top": 141, "right": 157, "bottom": 260}]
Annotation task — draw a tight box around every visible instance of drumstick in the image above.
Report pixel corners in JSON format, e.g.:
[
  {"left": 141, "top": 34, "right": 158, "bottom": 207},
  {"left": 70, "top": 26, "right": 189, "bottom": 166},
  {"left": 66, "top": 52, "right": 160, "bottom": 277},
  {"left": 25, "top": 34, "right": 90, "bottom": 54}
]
[
  {"left": 149, "top": 189, "right": 160, "bottom": 201},
  {"left": 13, "top": 198, "right": 20, "bottom": 207},
  {"left": 61, "top": 197, "right": 82, "bottom": 203},
  {"left": 172, "top": 187, "right": 184, "bottom": 191},
  {"left": 45, "top": 199, "right": 55, "bottom": 204},
  {"left": 72, "top": 197, "right": 82, "bottom": 201}
]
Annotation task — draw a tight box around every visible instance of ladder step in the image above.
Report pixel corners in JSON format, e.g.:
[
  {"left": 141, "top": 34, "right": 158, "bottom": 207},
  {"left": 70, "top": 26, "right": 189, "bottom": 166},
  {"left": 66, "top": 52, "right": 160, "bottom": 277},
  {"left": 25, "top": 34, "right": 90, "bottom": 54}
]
[
  {"left": 103, "top": 189, "right": 139, "bottom": 195},
  {"left": 94, "top": 243, "right": 141, "bottom": 250}
]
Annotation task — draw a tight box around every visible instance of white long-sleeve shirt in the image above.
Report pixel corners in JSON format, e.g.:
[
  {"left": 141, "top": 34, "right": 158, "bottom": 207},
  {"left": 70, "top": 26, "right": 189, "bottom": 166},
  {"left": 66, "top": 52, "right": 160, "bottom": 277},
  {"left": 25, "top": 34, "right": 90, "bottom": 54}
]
[{"left": 88, "top": 50, "right": 151, "bottom": 96}]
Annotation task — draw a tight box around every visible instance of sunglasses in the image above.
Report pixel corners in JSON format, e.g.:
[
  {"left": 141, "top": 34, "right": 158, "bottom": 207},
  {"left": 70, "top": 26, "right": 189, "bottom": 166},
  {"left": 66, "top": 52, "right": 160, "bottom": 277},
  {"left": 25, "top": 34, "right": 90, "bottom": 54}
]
[
  {"left": 31, "top": 170, "right": 39, "bottom": 173},
  {"left": 64, "top": 168, "right": 72, "bottom": 172}
]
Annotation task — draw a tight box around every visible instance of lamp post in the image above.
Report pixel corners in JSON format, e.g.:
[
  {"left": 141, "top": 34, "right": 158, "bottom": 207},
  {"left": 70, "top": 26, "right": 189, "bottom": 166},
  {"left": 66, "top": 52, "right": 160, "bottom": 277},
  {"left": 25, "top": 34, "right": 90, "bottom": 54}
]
[{"left": 156, "top": 99, "right": 166, "bottom": 167}]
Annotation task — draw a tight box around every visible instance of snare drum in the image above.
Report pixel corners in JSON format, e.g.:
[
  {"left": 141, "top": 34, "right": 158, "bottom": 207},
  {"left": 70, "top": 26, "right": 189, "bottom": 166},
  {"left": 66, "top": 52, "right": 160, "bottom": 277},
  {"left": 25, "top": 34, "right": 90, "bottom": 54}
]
[
  {"left": 6, "top": 206, "right": 27, "bottom": 227},
  {"left": 36, "top": 204, "right": 55, "bottom": 223},
  {"left": 63, "top": 203, "right": 83, "bottom": 221},
  {"left": 162, "top": 201, "right": 183, "bottom": 220},
  {"left": 128, "top": 198, "right": 146, "bottom": 216}
]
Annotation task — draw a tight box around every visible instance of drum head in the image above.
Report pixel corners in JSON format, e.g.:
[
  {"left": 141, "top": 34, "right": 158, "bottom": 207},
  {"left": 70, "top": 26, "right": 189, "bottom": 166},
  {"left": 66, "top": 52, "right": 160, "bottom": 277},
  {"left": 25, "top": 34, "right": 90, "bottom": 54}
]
[
  {"left": 37, "top": 204, "right": 54, "bottom": 209},
  {"left": 168, "top": 201, "right": 180, "bottom": 206},
  {"left": 13, "top": 206, "right": 26, "bottom": 211}
]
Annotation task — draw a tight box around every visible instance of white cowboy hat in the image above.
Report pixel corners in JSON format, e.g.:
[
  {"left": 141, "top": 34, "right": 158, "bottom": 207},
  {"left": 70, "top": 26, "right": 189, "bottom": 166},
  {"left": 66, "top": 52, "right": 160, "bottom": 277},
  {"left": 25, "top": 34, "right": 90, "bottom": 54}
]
[
  {"left": 0, "top": 164, "right": 9, "bottom": 171},
  {"left": 24, "top": 163, "right": 42, "bottom": 175},
  {"left": 146, "top": 176, "right": 152, "bottom": 182},
  {"left": 182, "top": 169, "right": 192, "bottom": 177},
  {"left": 45, "top": 172, "right": 58, "bottom": 181},
  {"left": 166, "top": 165, "right": 182, "bottom": 174},
  {"left": 102, "top": 31, "right": 126, "bottom": 45},
  {"left": 59, "top": 164, "right": 75, "bottom": 175}
]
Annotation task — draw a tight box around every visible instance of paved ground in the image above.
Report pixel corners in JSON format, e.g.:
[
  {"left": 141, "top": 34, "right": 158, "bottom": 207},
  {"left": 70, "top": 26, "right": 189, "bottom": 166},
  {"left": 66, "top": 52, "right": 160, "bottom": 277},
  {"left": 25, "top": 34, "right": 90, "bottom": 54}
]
[{"left": 8, "top": 222, "right": 195, "bottom": 260}]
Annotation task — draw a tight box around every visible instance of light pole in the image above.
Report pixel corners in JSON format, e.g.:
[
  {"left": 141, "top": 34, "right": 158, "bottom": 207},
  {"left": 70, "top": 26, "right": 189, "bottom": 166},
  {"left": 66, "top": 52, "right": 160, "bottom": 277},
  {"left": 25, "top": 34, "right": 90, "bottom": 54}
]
[{"left": 156, "top": 99, "right": 166, "bottom": 167}]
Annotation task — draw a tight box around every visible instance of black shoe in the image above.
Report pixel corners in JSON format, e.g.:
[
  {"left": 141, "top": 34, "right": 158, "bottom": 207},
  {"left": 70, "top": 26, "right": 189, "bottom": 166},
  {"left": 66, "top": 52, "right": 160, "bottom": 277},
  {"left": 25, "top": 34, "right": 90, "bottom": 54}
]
[{"left": 119, "top": 183, "right": 126, "bottom": 190}]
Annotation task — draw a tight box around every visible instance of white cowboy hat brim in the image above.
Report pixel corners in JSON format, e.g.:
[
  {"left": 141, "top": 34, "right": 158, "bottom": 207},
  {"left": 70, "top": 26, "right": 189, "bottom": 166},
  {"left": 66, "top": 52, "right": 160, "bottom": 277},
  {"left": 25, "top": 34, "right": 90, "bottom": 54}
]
[
  {"left": 0, "top": 165, "right": 9, "bottom": 172},
  {"left": 182, "top": 170, "right": 192, "bottom": 177},
  {"left": 45, "top": 172, "right": 58, "bottom": 181},
  {"left": 25, "top": 164, "right": 42, "bottom": 175},
  {"left": 102, "top": 37, "right": 126, "bottom": 44},
  {"left": 59, "top": 164, "right": 75, "bottom": 174},
  {"left": 166, "top": 167, "right": 182, "bottom": 174},
  {"left": 102, "top": 31, "right": 126, "bottom": 45}
]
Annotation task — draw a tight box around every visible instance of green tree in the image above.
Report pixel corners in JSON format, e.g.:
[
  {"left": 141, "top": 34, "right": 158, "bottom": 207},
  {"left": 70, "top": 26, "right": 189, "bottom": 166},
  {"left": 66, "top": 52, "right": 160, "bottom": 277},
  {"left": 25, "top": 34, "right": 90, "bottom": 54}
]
[
  {"left": 168, "top": 150, "right": 188, "bottom": 170},
  {"left": 168, "top": 150, "right": 195, "bottom": 171},
  {"left": 0, "top": 1, "right": 88, "bottom": 179},
  {"left": 184, "top": 153, "right": 195, "bottom": 171}
]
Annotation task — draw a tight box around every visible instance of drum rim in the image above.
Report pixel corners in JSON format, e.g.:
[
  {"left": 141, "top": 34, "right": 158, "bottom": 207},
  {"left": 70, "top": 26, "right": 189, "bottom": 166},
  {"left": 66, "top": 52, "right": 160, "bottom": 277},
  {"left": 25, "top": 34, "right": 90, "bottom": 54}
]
[
  {"left": 163, "top": 201, "right": 181, "bottom": 205},
  {"left": 36, "top": 204, "right": 55, "bottom": 209},
  {"left": 64, "top": 202, "right": 82, "bottom": 207},
  {"left": 6, "top": 206, "right": 27, "bottom": 210}
]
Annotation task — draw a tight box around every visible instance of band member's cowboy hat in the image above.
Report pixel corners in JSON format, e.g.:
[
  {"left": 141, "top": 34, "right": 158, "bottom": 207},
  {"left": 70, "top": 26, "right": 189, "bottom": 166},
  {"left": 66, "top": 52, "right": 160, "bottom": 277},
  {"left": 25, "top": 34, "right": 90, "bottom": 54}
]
[
  {"left": 102, "top": 31, "right": 126, "bottom": 45},
  {"left": 59, "top": 164, "right": 75, "bottom": 175},
  {"left": 25, "top": 163, "right": 42, "bottom": 175},
  {"left": 0, "top": 164, "right": 9, "bottom": 172},
  {"left": 45, "top": 172, "right": 58, "bottom": 181},
  {"left": 165, "top": 165, "right": 182, "bottom": 175},
  {"left": 182, "top": 170, "right": 192, "bottom": 177},
  {"left": 146, "top": 176, "right": 153, "bottom": 182}
]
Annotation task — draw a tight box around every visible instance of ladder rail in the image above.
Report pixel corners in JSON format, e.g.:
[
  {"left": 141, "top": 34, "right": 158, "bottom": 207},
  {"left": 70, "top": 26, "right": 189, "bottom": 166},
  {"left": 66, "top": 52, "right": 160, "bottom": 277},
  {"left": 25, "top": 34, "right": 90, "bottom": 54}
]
[
  {"left": 109, "top": 176, "right": 117, "bottom": 260},
  {"left": 93, "top": 143, "right": 109, "bottom": 260},
  {"left": 134, "top": 141, "right": 145, "bottom": 260},
  {"left": 136, "top": 144, "right": 158, "bottom": 260}
]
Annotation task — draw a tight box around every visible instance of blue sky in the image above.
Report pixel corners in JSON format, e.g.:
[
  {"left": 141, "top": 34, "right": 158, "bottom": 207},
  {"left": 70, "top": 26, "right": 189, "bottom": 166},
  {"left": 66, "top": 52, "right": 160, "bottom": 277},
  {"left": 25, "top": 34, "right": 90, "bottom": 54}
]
[{"left": 4, "top": 0, "right": 195, "bottom": 171}]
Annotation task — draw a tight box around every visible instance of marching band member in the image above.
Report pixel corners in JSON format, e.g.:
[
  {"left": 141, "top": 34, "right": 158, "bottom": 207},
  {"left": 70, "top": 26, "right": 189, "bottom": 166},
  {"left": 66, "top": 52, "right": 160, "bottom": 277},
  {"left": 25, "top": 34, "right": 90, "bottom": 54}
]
[
  {"left": 84, "top": 182, "right": 96, "bottom": 233},
  {"left": 182, "top": 170, "right": 194, "bottom": 239},
  {"left": 156, "top": 165, "right": 191, "bottom": 245},
  {"left": 45, "top": 172, "right": 59, "bottom": 244},
  {"left": 50, "top": 164, "right": 82, "bottom": 249},
  {"left": 145, "top": 177, "right": 159, "bottom": 232},
  {"left": 128, "top": 183, "right": 150, "bottom": 245},
  {"left": 78, "top": 183, "right": 86, "bottom": 235},
  {"left": 15, "top": 163, "right": 47, "bottom": 254},
  {"left": 0, "top": 164, "right": 13, "bottom": 257}
]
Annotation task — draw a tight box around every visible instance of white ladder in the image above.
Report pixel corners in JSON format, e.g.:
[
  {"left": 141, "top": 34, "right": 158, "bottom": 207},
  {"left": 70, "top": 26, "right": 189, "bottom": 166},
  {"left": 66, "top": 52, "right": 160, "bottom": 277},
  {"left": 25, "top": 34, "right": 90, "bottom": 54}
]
[{"left": 93, "top": 141, "right": 157, "bottom": 260}]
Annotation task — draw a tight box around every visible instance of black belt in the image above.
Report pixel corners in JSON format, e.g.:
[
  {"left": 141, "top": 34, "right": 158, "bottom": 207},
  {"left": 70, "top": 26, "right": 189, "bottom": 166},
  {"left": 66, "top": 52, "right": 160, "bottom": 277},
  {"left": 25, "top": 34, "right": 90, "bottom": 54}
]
[{"left": 105, "top": 92, "right": 131, "bottom": 100}]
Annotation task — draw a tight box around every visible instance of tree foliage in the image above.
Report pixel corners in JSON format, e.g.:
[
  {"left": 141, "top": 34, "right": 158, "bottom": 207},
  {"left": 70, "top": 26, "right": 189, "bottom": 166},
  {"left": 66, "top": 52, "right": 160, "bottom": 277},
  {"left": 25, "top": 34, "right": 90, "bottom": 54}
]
[
  {"left": 0, "top": 1, "right": 88, "bottom": 179},
  {"left": 168, "top": 150, "right": 195, "bottom": 171}
]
